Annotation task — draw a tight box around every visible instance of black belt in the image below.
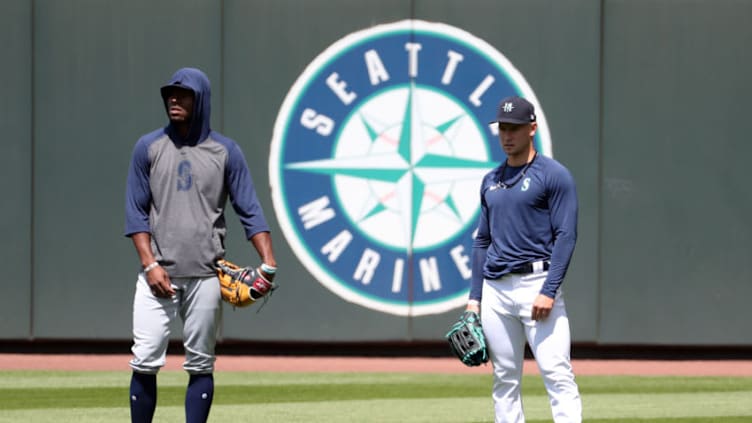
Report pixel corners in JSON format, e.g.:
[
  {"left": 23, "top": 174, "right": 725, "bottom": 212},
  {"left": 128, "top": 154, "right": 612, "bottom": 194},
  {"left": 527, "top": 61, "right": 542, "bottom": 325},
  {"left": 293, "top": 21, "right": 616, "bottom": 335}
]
[{"left": 509, "top": 260, "right": 550, "bottom": 274}]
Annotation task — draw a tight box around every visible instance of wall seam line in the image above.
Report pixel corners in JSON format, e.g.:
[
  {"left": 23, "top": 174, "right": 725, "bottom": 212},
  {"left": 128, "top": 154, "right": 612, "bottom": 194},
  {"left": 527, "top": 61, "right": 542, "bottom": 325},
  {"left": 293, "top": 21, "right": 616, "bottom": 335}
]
[
  {"left": 29, "top": 0, "right": 36, "bottom": 341},
  {"left": 595, "top": 0, "right": 606, "bottom": 345}
]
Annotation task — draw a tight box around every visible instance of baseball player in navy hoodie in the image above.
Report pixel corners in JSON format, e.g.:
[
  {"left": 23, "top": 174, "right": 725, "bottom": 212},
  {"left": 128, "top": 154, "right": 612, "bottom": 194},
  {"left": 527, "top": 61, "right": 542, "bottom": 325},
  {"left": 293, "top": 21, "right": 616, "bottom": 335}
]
[{"left": 125, "top": 67, "right": 277, "bottom": 423}]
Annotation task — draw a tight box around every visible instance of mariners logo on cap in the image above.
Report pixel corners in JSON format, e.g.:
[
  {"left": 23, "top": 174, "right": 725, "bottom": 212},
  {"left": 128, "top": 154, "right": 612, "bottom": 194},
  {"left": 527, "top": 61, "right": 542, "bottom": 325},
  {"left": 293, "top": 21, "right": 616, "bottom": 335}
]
[{"left": 270, "top": 20, "right": 551, "bottom": 316}]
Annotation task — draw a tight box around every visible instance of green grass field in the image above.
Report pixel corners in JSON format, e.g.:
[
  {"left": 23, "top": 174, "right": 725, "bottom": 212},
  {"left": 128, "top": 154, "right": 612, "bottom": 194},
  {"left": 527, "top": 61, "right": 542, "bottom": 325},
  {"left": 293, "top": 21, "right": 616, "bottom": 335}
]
[{"left": 1, "top": 370, "right": 751, "bottom": 422}]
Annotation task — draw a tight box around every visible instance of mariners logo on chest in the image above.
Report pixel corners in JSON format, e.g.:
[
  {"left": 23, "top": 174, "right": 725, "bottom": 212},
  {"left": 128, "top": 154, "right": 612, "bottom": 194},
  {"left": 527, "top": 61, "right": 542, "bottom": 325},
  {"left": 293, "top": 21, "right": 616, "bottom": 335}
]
[{"left": 270, "top": 20, "right": 552, "bottom": 316}]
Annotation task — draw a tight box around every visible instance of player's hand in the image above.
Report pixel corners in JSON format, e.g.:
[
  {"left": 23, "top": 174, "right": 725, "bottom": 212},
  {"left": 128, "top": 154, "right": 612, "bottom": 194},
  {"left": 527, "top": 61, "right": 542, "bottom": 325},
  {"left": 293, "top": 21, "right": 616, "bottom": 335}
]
[
  {"left": 146, "top": 265, "right": 175, "bottom": 298},
  {"left": 259, "top": 268, "right": 275, "bottom": 282},
  {"left": 532, "top": 294, "right": 554, "bottom": 321}
]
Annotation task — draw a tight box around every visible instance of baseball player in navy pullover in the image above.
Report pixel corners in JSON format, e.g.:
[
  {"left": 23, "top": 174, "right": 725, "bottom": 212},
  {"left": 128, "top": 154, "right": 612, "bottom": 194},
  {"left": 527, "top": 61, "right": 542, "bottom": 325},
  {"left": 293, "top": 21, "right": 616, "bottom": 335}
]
[{"left": 467, "top": 96, "right": 581, "bottom": 422}]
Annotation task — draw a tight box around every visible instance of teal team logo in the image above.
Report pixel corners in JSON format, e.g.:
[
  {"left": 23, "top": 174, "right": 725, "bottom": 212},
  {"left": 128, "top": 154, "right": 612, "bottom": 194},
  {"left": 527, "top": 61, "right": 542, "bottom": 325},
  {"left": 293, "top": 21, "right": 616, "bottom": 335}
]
[{"left": 270, "top": 20, "right": 551, "bottom": 316}]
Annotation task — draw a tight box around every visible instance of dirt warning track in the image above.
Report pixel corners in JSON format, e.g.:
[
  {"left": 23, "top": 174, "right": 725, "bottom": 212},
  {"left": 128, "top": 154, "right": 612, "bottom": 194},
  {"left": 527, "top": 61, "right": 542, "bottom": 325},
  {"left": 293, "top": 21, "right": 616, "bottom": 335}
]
[{"left": 1, "top": 354, "right": 751, "bottom": 376}]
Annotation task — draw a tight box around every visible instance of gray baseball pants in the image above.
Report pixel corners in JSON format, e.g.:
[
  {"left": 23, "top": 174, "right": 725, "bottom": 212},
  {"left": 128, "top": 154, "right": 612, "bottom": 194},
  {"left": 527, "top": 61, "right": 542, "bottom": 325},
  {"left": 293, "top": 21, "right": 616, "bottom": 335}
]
[{"left": 130, "top": 273, "right": 222, "bottom": 375}]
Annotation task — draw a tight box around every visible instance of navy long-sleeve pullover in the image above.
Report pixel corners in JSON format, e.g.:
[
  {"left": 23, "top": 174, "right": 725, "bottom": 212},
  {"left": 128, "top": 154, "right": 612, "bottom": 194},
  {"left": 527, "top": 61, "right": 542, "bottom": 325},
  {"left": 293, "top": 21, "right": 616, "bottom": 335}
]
[{"left": 469, "top": 154, "right": 578, "bottom": 300}]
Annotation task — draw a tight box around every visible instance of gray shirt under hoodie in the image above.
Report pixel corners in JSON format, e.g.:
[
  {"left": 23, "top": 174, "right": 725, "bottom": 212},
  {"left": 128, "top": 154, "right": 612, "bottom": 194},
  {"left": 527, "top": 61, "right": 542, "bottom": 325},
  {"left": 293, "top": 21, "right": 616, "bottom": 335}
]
[{"left": 125, "top": 68, "right": 269, "bottom": 277}]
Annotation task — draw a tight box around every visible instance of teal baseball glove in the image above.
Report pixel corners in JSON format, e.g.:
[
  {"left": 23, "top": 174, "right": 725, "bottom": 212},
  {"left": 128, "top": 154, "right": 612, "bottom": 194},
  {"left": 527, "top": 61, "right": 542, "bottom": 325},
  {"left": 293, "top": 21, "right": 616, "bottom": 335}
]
[{"left": 445, "top": 311, "right": 489, "bottom": 367}]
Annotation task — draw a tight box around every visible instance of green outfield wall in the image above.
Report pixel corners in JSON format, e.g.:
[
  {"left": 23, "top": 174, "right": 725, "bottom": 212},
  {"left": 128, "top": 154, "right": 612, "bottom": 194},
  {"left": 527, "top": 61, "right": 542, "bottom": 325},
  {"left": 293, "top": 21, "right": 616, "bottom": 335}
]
[{"left": 1, "top": 0, "right": 750, "bottom": 347}]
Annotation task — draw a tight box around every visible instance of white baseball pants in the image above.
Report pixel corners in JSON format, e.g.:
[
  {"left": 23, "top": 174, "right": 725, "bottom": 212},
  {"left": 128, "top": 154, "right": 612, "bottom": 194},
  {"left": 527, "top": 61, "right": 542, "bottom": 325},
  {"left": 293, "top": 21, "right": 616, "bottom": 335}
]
[
  {"left": 130, "top": 272, "right": 222, "bottom": 375},
  {"left": 481, "top": 271, "right": 582, "bottom": 423}
]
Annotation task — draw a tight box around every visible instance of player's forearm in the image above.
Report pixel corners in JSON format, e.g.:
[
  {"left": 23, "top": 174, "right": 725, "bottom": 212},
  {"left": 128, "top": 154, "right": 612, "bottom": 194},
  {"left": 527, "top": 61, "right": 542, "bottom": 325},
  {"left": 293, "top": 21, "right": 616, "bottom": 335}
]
[
  {"left": 131, "top": 232, "right": 157, "bottom": 268},
  {"left": 543, "top": 175, "right": 578, "bottom": 296},
  {"left": 468, "top": 245, "right": 487, "bottom": 302},
  {"left": 249, "top": 231, "right": 276, "bottom": 267},
  {"left": 541, "top": 232, "right": 576, "bottom": 297}
]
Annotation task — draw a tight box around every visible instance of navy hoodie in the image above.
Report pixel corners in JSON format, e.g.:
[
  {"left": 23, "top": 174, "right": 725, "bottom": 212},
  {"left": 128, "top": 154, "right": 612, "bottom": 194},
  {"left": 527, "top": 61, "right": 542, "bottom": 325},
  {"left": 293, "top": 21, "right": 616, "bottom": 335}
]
[{"left": 124, "top": 68, "right": 270, "bottom": 277}]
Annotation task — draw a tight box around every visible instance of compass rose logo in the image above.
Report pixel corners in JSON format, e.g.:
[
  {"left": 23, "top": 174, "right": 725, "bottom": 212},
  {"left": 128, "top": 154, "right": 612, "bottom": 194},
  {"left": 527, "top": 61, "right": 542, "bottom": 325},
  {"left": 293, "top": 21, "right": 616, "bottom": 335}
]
[{"left": 270, "top": 20, "right": 551, "bottom": 316}]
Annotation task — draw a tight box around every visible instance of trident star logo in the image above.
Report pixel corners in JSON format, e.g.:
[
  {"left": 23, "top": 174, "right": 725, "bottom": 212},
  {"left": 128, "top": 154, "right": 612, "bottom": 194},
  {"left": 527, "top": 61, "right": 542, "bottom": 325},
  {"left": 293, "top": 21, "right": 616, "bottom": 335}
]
[{"left": 287, "top": 83, "right": 490, "bottom": 252}]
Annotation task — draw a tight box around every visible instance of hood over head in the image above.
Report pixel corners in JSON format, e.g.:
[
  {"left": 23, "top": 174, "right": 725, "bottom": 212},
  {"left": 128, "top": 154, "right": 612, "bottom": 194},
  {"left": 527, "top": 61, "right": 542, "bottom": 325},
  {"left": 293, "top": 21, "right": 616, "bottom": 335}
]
[{"left": 160, "top": 67, "right": 211, "bottom": 145}]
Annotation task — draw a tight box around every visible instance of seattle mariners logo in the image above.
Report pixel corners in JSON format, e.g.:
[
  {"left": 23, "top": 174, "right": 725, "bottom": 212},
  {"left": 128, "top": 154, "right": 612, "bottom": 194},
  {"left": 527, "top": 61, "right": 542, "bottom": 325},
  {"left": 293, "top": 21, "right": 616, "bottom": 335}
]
[{"left": 270, "top": 20, "right": 551, "bottom": 316}]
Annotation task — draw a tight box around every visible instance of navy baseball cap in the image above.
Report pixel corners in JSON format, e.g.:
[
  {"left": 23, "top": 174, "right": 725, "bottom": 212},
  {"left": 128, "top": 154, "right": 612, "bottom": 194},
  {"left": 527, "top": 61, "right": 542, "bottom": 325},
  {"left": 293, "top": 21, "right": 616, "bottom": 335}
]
[
  {"left": 489, "top": 96, "right": 536, "bottom": 124},
  {"left": 160, "top": 82, "right": 194, "bottom": 101}
]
